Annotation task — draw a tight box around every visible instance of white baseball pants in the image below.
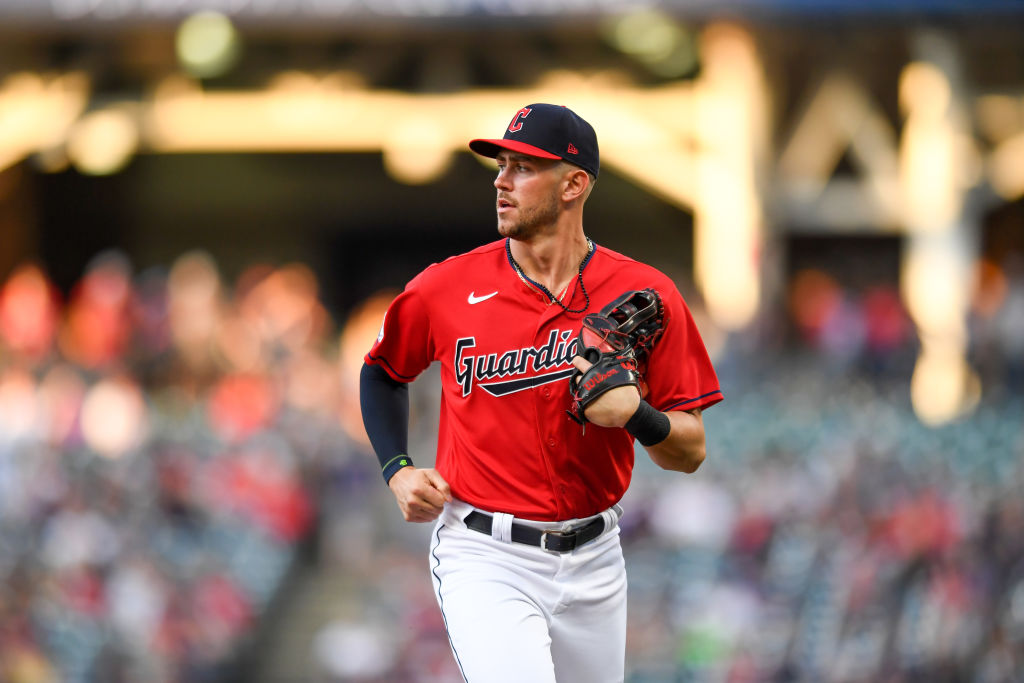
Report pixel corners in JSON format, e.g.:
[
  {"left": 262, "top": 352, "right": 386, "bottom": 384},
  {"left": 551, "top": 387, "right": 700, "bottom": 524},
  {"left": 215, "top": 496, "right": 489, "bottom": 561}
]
[{"left": 429, "top": 499, "right": 627, "bottom": 683}]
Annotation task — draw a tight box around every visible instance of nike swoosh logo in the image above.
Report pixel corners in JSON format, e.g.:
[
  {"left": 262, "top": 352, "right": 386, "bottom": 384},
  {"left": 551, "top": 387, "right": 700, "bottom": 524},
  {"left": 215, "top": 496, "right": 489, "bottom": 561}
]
[{"left": 468, "top": 291, "right": 498, "bottom": 304}]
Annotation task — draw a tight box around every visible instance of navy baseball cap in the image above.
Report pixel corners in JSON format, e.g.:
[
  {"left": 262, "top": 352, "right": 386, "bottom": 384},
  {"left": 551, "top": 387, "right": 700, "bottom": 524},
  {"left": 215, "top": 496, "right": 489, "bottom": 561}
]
[{"left": 469, "top": 103, "right": 599, "bottom": 178}]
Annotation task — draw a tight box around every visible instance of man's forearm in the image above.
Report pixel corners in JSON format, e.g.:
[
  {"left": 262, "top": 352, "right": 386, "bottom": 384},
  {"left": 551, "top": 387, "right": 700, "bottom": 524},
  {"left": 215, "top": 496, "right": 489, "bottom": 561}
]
[
  {"left": 359, "top": 362, "right": 413, "bottom": 483},
  {"left": 644, "top": 408, "right": 705, "bottom": 473}
]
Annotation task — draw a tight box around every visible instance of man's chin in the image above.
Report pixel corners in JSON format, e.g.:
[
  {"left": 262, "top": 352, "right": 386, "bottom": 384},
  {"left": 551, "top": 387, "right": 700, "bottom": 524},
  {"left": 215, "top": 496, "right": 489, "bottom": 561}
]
[
  {"left": 497, "top": 221, "right": 522, "bottom": 239},
  {"left": 497, "top": 214, "right": 551, "bottom": 241}
]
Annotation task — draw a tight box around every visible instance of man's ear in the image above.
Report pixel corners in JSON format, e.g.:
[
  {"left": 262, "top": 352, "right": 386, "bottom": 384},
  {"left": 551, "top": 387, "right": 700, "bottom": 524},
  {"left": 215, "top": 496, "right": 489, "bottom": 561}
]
[{"left": 562, "top": 168, "right": 591, "bottom": 202}]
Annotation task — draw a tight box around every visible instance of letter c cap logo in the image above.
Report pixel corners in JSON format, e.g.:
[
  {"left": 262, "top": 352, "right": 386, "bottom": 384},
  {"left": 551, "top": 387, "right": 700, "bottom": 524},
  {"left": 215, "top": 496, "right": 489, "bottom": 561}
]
[{"left": 508, "top": 107, "right": 532, "bottom": 133}]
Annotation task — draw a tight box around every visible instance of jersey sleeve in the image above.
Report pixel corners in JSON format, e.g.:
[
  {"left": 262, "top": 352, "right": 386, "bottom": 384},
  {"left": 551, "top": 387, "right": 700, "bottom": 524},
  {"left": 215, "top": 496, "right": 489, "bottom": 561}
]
[
  {"left": 364, "top": 276, "right": 435, "bottom": 383},
  {"left": 644, "top": 283, "right": 723, "bottom": 413}
]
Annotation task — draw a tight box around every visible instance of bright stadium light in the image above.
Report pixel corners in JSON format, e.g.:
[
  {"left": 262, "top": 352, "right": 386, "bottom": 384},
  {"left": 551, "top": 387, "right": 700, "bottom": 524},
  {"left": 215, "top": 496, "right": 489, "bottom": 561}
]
[
  {"left": 382, "top": 116, "right": 455, "bottom": 185},
  {"left": 66, "top": 107, "right": 139, "bottom": 175},
  {"left": 605, "top": 9, "right": 699, "bottom": 79},
  {"left": 176, "top": 11, "right": 241, "bottom": 79}
]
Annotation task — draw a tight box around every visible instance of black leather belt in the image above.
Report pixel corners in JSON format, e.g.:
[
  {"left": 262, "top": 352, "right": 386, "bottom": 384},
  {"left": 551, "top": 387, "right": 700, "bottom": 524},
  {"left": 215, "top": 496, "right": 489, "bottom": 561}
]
[{"left": 464, "top": 510, "right": 606, "bottom": 553}]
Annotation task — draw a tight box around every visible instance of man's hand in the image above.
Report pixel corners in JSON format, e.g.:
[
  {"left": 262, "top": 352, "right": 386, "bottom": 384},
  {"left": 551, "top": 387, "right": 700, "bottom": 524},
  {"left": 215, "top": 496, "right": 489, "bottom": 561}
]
[
  {"left": 570, "top": 355, "right": 641, "bottom": 428},
  {"left": 388, "top": 466, "right": 452, "bottom": 522}
]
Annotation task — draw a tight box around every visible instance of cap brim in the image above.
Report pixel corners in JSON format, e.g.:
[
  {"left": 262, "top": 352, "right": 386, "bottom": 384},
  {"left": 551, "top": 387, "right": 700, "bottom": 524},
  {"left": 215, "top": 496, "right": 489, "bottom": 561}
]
[{"left": 468, "top": 138, "right": 562, "bottom": 160}]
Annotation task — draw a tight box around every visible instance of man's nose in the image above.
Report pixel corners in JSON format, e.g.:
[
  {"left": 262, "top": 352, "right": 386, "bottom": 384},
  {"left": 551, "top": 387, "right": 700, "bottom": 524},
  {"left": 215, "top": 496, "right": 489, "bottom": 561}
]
[{"left": 494, "top": 166, "right": 511, "bottom": 190}]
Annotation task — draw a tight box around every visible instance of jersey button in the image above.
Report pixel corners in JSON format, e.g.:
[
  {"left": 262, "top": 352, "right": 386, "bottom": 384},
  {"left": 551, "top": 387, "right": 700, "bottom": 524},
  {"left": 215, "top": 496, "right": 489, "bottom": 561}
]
[
  {"left": 547, "top": 437, "right": 556, "bottom": 447},
  {"left": 542, "top": 387, "right": 552, "bottom": 399}
]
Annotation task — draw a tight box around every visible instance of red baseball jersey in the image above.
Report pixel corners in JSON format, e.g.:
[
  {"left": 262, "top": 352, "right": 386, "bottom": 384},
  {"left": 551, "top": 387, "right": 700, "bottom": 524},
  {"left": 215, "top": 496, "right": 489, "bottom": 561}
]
[{"left": 365, "top": 239, "right": 722, "bottom": 520}]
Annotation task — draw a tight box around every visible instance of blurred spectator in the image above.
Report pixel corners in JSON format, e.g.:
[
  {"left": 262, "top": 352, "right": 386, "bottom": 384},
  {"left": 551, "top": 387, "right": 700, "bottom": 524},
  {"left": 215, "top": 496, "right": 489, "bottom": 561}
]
[
  {"left": 971, "top": 253, "right": 1024, "bottom": 393},
  {"left": 58, "top": 252, "right": 133, "bottom": 370},
  {"left": 788, "top": 267, "right": 915, "bottom": 375},
  {"left": 0, "top": 263, "right": 61, "bottom": 363}
]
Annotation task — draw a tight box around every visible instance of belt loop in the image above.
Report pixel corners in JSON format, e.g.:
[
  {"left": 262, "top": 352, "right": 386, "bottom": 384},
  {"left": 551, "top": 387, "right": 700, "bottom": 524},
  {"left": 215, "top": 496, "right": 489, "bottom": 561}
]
[
  {"left": 491, "top": 512, "right": 514, "bottom": 544},
  {"left": 599, "top": 507, "right": 620, "bottom": 537}
]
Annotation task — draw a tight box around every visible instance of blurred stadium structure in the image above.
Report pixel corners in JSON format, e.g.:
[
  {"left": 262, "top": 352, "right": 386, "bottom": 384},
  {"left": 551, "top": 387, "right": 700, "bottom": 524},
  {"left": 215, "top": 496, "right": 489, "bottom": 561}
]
[{"left": 1, "top": 1, "right": 1023, "bottom": 681}]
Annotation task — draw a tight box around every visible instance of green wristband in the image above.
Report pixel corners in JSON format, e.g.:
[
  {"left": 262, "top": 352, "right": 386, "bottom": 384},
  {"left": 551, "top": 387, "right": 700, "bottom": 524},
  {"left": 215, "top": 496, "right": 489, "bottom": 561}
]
[{"left": 382, "top": 454, "right": 414, "bottom": 484}]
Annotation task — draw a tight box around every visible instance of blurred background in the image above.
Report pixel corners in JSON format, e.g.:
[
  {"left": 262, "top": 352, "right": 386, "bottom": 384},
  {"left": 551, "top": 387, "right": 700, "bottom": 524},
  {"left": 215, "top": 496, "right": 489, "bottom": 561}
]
[{"left": 1, "top": 1, "right": 1023, "bottom": 681}]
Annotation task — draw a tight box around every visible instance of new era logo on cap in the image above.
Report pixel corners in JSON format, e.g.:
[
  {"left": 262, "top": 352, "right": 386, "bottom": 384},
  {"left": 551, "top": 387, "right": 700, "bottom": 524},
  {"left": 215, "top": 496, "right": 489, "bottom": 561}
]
[{"left": 469, "top": 103, "right": 600, "bottom": 178}]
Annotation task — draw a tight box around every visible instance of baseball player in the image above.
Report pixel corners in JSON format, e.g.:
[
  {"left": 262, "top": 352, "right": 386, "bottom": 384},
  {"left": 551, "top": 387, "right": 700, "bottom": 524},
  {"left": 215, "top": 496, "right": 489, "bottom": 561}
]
[{"left": 360, "top": 103, "right": 722, "bottom": 682}]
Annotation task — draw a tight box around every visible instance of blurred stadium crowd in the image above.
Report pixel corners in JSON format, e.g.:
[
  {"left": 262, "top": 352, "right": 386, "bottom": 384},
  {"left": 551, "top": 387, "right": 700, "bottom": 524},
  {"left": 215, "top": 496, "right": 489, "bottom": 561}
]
[
  {"left": 0, "top": 246, "right": 1022, "bottom": 682},
  {"left": 0, "top": 251, "right": 351, "bottom": 682}
]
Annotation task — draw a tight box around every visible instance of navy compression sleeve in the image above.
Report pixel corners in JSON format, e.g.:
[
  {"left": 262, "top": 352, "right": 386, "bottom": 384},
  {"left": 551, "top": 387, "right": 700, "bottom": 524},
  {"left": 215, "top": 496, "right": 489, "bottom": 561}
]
[{"left": 359, "top": 362, "right": 413, "bottom": 484}]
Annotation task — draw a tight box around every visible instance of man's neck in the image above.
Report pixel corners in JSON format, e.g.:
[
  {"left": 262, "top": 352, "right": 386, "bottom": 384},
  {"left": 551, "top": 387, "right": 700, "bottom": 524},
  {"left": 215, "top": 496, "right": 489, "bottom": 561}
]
[{"left": 509, "top": 227, "right": 590, "bottom": 294}]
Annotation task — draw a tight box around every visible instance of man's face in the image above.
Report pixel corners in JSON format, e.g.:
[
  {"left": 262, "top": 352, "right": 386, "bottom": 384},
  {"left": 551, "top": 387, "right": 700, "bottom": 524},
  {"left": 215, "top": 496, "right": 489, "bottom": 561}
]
[{"left": 493, "top": 151, "right": 564, "bottom": 240}]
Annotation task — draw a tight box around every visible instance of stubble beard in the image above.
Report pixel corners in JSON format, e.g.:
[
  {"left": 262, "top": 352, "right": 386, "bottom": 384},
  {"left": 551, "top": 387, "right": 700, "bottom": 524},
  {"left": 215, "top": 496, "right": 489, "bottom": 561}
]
[{"left": 497, "top": 192, "right": 561, "bottom": 241}]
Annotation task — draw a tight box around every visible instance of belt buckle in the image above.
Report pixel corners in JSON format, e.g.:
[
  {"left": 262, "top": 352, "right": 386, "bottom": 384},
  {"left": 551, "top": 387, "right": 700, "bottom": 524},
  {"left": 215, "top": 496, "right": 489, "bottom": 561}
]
[{"left": 540, "top": 529, "right": 575, "bottom": 553}]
